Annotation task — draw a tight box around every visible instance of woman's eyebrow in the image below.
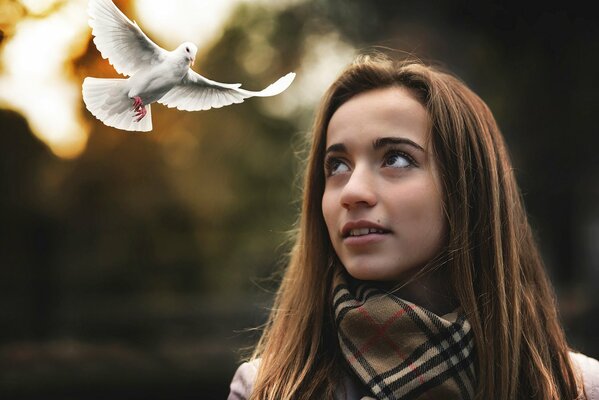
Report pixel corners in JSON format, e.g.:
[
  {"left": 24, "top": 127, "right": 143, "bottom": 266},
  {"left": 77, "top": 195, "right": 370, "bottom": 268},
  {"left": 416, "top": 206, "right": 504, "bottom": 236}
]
[
  {"left": 373, "top": 137, "right": 425, "bottom": 152},
  {"left": 325, "top": 143, "right": 347, "bottom": 154}
]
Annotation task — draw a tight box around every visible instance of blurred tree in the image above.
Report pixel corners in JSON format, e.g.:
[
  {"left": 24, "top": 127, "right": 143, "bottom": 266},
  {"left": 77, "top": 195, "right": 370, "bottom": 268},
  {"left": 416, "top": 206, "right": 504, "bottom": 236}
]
[{"left": 0, "top": 109, "right": 59, "bottom": 341}]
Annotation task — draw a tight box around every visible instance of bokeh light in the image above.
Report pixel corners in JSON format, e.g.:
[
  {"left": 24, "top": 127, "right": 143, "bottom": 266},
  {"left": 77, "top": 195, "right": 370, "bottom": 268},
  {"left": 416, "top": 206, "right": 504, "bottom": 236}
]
[
  {"left": 0, "top": 0, "right": 90, "bottom": 159},
  {"left": 134, "top": 0, "right": 244, "bottom": 50},
  {"left": 262, "top": 32, "right": 355, "bottom": 119}
]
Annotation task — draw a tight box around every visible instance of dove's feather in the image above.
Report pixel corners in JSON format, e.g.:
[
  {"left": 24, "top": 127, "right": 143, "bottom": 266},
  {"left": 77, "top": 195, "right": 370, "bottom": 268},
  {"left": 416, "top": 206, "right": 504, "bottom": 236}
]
[
  {"left": 158, "top": 71, "right": 296, "bottom": 112},
  {"left": 83, "top": 77, "right": 152, "bottom": 132},
  {"left": 88, "top": 0, "right": 167, "bottom": 77}
]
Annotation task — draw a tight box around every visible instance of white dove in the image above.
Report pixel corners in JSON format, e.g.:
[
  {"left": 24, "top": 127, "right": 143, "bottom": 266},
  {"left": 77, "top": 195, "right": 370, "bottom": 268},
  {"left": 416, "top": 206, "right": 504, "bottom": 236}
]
[{"left": 82, "top": 0, "right": 296, "bottom": 132}]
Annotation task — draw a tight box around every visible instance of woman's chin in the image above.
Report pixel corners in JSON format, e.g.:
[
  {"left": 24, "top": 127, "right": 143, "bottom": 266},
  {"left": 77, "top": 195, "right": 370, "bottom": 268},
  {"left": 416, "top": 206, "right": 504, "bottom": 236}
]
[{"left": 343, "top": 263, "right": 424, "bottom": 285}]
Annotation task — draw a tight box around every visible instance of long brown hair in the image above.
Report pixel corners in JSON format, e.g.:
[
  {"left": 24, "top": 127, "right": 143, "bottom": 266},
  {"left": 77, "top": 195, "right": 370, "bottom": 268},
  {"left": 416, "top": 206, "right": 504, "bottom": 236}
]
[{"left": 249, "top": 54, "right": 583, "bottom": 399}]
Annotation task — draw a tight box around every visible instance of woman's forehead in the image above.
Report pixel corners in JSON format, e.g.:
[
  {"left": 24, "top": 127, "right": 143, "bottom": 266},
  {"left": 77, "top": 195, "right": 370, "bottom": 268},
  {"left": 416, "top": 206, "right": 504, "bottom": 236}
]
[{"left": 325, "top": 87, "right": 430, "bottom": 149}]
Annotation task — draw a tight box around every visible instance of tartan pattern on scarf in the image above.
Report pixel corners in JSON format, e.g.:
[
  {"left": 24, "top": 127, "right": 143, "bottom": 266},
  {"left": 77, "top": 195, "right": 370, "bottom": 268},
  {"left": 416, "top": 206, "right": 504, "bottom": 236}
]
[{"left": 333, "top": 272, "right": 476, "bottom": 400}]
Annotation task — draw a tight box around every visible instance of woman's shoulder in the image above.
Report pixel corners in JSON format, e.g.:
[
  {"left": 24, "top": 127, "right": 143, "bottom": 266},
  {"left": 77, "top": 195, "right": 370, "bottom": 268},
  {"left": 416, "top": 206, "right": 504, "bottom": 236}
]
[
  {"left": 570, "top": 351, "right": 599, "bottom": 399},
  {"left": 226, "top": 358, "right": 360, "bottom": 400},
  {"left": 227, "top": 359, "right": 261, "bottom": 400}
]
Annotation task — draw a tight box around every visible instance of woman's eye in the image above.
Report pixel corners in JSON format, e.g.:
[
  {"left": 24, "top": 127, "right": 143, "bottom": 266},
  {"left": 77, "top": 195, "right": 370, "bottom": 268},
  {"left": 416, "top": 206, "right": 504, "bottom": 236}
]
[
  {"left": 384, "top": 152, "right": 412, "bottom": 168},
  {"left": 326, "top": 158, "right": 350, "bottom": 176}
]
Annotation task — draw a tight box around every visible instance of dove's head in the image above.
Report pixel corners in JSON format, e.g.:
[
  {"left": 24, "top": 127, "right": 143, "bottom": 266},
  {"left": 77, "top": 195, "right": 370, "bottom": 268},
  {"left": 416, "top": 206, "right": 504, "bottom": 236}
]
[{"left": 178, "top": 42, "right": 197, "bottom": 67}]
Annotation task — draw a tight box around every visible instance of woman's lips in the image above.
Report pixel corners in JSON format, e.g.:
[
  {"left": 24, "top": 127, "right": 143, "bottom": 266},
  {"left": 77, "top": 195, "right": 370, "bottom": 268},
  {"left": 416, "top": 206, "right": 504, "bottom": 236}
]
[
  {"left": 341, "top": 220, "right": 391, "bottom": 246},
  {"left": 343, "top": 232, "right": 389, "bottom": 246}
]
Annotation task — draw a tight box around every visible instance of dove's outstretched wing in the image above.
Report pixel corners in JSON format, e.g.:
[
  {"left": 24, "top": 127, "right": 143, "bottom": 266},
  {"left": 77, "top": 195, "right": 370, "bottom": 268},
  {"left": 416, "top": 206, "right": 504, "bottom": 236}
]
[
  {"left": 88, "top": 0, "right": 167, "bottom": 77},
  {"left": 157, "top": 71, "right": 296, "bottom": 111}
]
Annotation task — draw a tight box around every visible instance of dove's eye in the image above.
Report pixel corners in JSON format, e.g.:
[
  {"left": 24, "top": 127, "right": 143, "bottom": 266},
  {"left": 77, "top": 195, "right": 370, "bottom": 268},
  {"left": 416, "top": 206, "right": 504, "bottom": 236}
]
[{"left": 185, "top": 47, "right": 189, "bottom": 53}]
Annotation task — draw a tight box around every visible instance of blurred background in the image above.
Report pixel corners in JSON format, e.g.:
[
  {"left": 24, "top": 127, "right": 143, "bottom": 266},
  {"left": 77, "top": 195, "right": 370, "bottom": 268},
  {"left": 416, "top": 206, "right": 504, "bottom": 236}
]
[{"left": 0, "top": 0, "right": 597, "bottom": 398}]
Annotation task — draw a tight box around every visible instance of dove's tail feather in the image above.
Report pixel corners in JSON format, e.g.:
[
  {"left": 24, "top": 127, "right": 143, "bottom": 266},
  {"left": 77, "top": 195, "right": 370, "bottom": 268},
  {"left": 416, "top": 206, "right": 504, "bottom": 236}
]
[
  {"left": 82, "top": 77, "right": 152, "bottom": 132},
  {"left": 241, "top": 72, "right": 296, "bottom": 97}
]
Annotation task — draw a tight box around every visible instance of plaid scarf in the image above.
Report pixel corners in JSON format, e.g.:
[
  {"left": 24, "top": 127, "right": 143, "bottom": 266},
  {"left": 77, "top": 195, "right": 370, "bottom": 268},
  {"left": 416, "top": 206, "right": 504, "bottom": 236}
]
[{"left": 332, "top": 271, "right": 476, "bottom": 400}]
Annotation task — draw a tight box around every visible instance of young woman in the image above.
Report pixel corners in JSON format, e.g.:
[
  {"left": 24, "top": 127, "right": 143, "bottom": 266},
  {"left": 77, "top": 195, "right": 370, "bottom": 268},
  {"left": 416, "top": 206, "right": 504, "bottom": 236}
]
[{"left": 227, "top": 54, "right": 599, "bottom": 399}]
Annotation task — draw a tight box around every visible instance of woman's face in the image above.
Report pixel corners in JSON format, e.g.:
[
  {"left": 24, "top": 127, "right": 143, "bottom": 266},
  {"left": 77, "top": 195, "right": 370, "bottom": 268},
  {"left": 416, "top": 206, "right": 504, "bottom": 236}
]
[{"left": 322, "top": 86, "right": 447, "bottom": 282}]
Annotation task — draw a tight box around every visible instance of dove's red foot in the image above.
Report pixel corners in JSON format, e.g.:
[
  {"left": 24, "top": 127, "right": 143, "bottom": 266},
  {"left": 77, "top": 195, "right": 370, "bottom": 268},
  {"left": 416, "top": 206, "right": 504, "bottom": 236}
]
[
  {"left": 134, "top": 106, "right": 147, "bottom": 122},
  {"left": 132, "top": 96, "right": 143, "bottom": 111}
]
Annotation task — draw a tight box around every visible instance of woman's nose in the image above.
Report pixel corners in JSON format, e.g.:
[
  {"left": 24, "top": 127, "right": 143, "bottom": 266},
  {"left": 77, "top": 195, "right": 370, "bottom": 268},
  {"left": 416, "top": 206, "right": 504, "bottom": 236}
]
[{"left": 340, "top": 165, "right": 377, "bottom": 209}]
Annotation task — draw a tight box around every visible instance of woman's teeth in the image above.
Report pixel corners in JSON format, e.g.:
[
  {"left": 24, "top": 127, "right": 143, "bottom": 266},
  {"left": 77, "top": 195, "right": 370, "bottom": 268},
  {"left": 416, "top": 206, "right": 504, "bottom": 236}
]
[{"left": 348, "top": 228, "right": 386, "bottom": 237}]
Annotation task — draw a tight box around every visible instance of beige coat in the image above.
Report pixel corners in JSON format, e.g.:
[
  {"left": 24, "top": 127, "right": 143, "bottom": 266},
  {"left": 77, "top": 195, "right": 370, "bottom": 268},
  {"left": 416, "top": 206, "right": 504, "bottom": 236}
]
[{"left": 227, "top": 352, "right": 599, "bottom": 400}]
